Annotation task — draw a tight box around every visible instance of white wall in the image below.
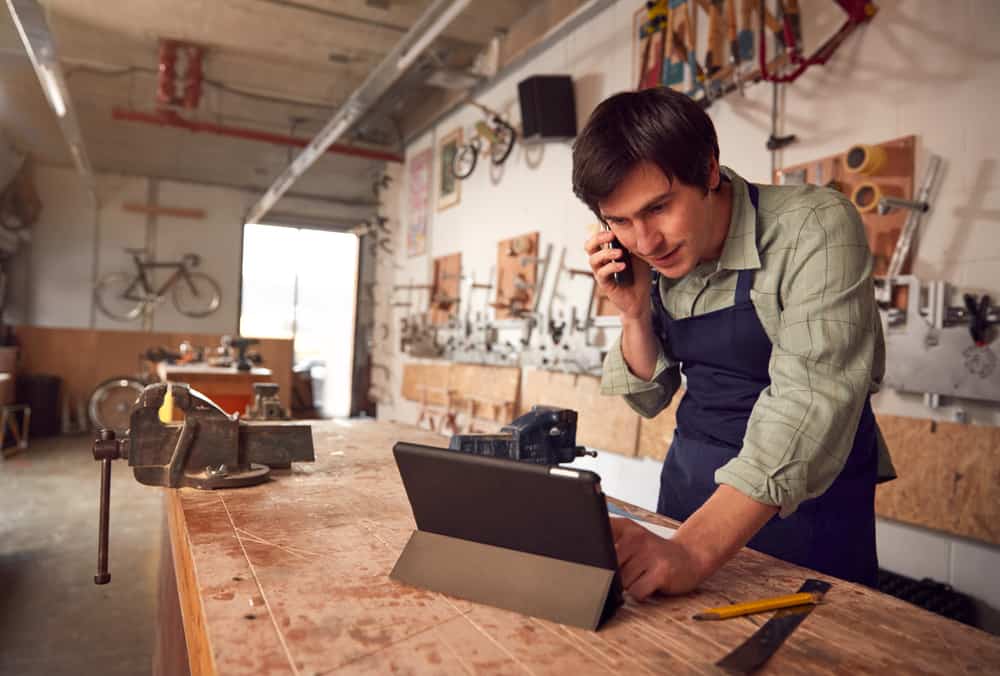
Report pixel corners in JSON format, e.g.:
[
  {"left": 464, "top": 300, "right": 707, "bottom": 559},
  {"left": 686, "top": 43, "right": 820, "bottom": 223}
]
[
  {"left": 9, "top": 164, "right": 368, "bottom": 335},
  {"left": 380, "top": 0, "right": 1000, "bottom": 630}
]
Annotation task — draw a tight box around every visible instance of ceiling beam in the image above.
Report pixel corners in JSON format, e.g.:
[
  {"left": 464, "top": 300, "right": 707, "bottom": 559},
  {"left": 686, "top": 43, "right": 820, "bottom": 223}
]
[
  {"left": 245, "top": 0, "right": 472, "bottom": 225},
  {"left": 6, "top": 0, "right": 96, "bottom": 201}
]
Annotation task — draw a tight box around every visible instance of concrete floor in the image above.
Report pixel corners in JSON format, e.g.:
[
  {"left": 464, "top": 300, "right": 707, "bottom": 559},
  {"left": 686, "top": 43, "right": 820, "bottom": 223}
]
[{"left": 0, "top": 433, "right": 163, "bottom": 676}]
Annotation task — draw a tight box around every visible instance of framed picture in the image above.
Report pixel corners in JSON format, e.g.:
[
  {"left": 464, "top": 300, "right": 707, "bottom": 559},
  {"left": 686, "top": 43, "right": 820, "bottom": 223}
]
[
  {"left": 436, "top": 128, "right": 462, "bottom": 211},
  {"left": 406, "top": 147, "right": 432, "bottom": 257}
]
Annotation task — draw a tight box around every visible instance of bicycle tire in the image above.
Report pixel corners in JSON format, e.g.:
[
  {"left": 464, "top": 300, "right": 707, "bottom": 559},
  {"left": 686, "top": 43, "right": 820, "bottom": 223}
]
[
  {"left": 94, "top": 272, "right": 145, "bottom": 321},
  {"left": 172, "top": 271, "right": 222, "bottom": 318},
  {"left": 89, "top": 376, "right": 145, "bottom": 432},
  {"left": 489, "top": 120, "right": 516, "bottom": 166},
  {"left": 452, "top": 140, "right": 479, "bottom": 179}
]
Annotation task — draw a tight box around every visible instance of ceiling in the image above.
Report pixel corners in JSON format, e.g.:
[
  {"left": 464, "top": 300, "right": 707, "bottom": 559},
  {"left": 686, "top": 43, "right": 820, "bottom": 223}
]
[{"left": 0, "top": 0, "right": 542, "bottom": 221}]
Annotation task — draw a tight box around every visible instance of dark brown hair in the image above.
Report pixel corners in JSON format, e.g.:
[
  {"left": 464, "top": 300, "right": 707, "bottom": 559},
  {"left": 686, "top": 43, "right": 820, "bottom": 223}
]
[{"left": 572, "top": 88, "right": 720, "bottom": 221}]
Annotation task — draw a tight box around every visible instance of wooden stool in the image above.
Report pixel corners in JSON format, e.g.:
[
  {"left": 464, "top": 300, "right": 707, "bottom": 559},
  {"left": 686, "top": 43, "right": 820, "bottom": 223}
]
[{"left": 1, "top": 404, "right": 31, "bottom": 458}]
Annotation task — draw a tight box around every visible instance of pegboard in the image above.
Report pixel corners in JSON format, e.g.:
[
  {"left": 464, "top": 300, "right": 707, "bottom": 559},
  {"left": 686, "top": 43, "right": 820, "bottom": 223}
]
[
  {"left": 430, "top": 253, "right": 461, "bottom": 325},
  {"left": 775, "top": 135, "right": 916, "bottom": 304},
  {"left": 494, "top": 232, "right": 539, "bottom": 320}
]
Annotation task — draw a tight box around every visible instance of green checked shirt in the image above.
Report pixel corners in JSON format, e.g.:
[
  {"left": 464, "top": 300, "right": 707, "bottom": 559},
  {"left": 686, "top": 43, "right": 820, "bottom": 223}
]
[{"left": 602, "top": 166, "right": 896, "bottom": 518}]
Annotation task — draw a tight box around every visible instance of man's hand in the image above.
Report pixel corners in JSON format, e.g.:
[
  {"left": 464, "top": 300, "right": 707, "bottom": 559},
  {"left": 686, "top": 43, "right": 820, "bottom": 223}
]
[
  {"left": 584, "top": 229, "right": 652, "bottom": 321},
  {"left": 610, "top": 517, "right": 707, "bottom": 600}
]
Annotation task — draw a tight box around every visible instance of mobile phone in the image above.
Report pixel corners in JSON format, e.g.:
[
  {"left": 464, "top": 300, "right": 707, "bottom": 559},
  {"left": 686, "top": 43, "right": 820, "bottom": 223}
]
[{"left": 602, "top": 224, "right": 633, "bottom": 287}]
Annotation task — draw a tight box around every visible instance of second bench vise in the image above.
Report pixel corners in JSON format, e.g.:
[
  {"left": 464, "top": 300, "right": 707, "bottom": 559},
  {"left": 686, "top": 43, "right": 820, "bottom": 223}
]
[{"left": 447, "top": 405, "right": 596, "bottom": 465}]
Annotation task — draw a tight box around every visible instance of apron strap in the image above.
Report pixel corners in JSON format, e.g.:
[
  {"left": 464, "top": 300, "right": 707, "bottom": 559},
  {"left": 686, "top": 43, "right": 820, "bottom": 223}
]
[{"left": 735, "top": 182, "right": 761, "bottom": 305}]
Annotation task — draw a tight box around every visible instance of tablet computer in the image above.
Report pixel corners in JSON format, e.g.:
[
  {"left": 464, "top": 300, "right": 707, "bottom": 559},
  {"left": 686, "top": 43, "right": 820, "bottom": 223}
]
[{"left": 391, "top": 442, "right": 623, "bottom": 628}]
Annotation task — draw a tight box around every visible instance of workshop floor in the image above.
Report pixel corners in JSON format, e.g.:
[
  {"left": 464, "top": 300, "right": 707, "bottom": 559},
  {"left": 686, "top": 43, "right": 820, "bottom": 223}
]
[{"left": 0, "top": 433, "right": 161, "bottom": 676}]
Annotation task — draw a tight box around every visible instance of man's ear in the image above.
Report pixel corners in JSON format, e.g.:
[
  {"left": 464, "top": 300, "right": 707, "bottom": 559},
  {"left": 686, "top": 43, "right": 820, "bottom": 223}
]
[{"left": 707, "top": 157, "right": 721, "bottom": 191}]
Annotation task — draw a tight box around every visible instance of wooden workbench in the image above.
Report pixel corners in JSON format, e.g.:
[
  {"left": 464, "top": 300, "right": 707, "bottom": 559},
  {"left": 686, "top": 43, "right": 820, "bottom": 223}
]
[{"left": 158, "top": 420, "right": 1000, "bottom": 675}]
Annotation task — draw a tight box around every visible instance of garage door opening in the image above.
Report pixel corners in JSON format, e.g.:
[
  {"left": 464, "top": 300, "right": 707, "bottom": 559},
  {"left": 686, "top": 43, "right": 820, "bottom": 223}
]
[{"left": 239, "top": 223, "right": 359, "bottom": 418}]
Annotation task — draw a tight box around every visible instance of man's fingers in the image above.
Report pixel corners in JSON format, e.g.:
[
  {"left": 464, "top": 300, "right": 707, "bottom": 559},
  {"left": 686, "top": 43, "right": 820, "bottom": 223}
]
[
  {"left": 584, "top": 230, "right": 615, "bottom": 255},
  {"left": 628, "top": 568, "right": 662, "bottom": 602},
  {"left": 620, "top": 557, "right": 647, "bottom": 589}
]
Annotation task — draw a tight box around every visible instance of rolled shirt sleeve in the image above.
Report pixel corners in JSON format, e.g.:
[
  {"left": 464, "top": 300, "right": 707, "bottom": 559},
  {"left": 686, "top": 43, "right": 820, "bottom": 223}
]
[
  {"left": 601, "top": 330, "right": 682, "bottom": 419},
  {"left": 716, "top": 197, "right": 878, "bottom": 517}
]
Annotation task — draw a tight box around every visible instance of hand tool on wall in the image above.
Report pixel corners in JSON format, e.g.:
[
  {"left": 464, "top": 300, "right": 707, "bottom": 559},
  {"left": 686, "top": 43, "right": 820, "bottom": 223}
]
[
  {"left": 447, "top": 405, "right": 596, "bottom": 465},
  {"left": 876, "top": 154, "right": 941, "bottom": 304},
  {"left": 92, "top": 383, "right": 314, "bottom": 584}
]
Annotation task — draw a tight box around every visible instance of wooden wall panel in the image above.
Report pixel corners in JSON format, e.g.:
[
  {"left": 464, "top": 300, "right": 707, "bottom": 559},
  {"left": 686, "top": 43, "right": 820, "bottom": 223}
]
[
  {"left": 449, "top": 363, "right": 520, "bottom": 422},
  {"left": 13, "top": 326, "right": 293, "bottom": 411},
  {"left": 875, "top": 414, "right": 1000, "bottom": 547},
  {"left": 14, "top": 325, "right": 99, "bottom": 409},
  {"left": 401, "top": 362, "right": 451, "bottom": 406},
  {"left": 519, "top": 368, "right": 639, "bottom": 457}
]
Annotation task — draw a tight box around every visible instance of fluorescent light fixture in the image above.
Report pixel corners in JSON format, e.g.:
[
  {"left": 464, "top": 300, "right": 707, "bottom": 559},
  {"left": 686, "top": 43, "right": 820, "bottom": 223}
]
[
  {"left": 396, "top": 0, "right": 471, "bottom": 72},
  {"left": 38, "top": 65, "right": 66, "bottom": 116}
]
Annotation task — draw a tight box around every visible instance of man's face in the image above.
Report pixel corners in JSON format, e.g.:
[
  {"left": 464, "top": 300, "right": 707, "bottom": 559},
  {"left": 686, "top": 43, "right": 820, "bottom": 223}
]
[{"left": 598, "top": 161, "right": 717, "bottom": 279}]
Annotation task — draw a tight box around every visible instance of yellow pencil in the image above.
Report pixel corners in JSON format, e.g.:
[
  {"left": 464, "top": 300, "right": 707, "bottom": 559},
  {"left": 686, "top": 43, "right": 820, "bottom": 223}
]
[{"left": 692, "top": 592, "right": 823, "bottom": 621}]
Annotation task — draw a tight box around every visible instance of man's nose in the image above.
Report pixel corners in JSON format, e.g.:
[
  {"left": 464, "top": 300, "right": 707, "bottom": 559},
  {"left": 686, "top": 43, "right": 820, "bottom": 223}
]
[{"left": 634, "top": 219, "right": 663, "bottom": 256}]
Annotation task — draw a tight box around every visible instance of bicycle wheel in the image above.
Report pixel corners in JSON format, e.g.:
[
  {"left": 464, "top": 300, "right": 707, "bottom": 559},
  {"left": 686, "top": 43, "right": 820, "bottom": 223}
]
[
  {"left": 94, "top": 272, "right": 145, "bottom": 321},
  {"left": 452, "top": 140, "right": 479, "bottom": 179},
  {"left": 173, "top": 271, "right": 222, "bottom": 318},
  {"left": 489, "top": 120, "right": 516, "bottom": 166},
  {"left": 89, "top": 377, "right": 145, "bottom": 432}
]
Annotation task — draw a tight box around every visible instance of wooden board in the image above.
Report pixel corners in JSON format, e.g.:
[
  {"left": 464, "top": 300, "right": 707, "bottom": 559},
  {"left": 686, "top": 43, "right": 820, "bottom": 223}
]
[
  {"left": 494, "top": 232, "right": 539, "bottom": 319},
  {"left": 775, "top": 135, "right": 916, "bottom": 304},
  {"left": 448, "top": 362, "right": 520, "bottom": 422},
  {"left": 636, "top": 387, "right": 685, "bottom": 461},
  {"left": 875, "top": 413, "right": 1000, "bottom": 546},
  {"left": 520, "top": 368, "right": 639, "bottom": 457},
  {"left": 161, "top": 418, "right": 1000, "bottom": 675},
  {"left": 429, "top": 253, "right": 461, "bottom": 326},
  {"left": 400, "top": 361, "right": 451, "bottom": 406}
]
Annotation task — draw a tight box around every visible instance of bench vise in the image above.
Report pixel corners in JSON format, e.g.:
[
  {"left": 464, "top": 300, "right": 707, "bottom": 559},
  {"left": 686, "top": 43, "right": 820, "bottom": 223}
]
[
  {"left": 92, "top": 382, "right": 314, "bottom": 584},
  {"left": 448, "top": 405, "right": 596, "bottom": 465}
]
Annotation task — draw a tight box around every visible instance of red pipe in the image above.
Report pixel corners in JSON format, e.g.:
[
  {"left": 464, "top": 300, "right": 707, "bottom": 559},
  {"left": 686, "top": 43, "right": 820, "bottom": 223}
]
[{"left": 111, "top": 107, "right": 403, "bottom": 163}]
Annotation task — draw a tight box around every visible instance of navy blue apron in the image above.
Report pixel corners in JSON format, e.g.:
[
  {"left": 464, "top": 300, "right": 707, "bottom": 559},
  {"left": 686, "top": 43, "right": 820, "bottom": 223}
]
[{"left": 653, "top": 183, "right": 879, "bottom": 587}]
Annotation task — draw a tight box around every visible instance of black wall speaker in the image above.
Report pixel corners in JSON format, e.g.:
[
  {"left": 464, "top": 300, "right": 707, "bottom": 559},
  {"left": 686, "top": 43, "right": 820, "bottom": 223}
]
[{"left": 518, "top": 75, "right": 577, "bottom": 141}]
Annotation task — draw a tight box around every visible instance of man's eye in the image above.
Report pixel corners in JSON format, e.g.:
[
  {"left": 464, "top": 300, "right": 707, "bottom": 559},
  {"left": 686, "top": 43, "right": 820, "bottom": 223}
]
[{"left": 648, "top": 202, "right": 666, "bottom": 213}]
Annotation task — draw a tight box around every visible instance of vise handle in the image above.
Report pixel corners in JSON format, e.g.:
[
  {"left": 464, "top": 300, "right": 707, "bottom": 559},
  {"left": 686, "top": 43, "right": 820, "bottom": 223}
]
[{"left": 93, "top": 429, "right": 125, "bottom": 585}]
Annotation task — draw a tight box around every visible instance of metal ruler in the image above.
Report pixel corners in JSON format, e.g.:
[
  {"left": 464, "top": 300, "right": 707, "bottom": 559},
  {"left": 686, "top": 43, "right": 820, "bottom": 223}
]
[{"left": 716, "top": 578, "right": 832, "bottom": 674}]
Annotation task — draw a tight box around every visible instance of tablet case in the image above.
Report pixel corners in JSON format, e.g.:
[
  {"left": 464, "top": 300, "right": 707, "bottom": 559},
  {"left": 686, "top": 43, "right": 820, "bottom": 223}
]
[{"left": 390, "top": 442, "right": 623, "bottom": 630}]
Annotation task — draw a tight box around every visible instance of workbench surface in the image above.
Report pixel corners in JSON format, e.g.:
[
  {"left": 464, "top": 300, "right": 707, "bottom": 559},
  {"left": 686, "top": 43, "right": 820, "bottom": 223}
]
[{"left": 164, "top": 419, "right": 1000, "bottom": 675}]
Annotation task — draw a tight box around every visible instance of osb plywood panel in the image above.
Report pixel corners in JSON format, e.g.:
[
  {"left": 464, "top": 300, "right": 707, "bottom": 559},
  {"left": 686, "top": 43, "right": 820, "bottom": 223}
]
[
  {"left": 448, "top": 363, "right": 520, "bottom": 422},
  {"left": 875, "top": 414, "right": 1000, "bottom": 546},
  {"left": 775, "top": 135, "right": 915, "bottom": 307},
  {"left": 494, "top": 232, "right": 539, "bottom": 319},
  {"left": 167, "top": 418, "right": 1000, "bottom": 675},
  {"left": 401, "top": 361, "right": 451, "bottom": 406},
  {"left": 520, "top": 368, "right": 639, "bottom": 457},
  {"left": 636, "top": 388, "right": 685, "bottom": 461},
  {"left": 430, "top": 253, "right": 461, "bottom": 326}
]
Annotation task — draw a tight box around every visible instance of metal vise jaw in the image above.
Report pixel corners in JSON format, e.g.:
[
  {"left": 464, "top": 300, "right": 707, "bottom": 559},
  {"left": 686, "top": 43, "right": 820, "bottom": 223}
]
[{"left": 92, "top": 382, "right": 314, "bottom": 584}]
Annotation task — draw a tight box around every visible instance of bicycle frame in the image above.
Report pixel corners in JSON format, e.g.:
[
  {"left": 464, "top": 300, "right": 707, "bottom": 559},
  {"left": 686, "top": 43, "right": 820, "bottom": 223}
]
[{"left": 123, "top": 253, "right": 199, "bottom": 301}]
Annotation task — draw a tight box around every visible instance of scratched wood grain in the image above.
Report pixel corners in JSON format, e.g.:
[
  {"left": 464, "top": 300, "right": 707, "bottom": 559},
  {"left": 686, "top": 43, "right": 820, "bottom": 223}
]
[{"left": 166, "top": 419, "right": 1000, "bottom": 675}]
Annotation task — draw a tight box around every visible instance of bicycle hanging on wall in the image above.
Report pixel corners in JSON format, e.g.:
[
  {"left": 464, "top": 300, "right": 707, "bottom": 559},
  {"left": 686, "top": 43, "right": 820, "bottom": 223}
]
[
  {"left": 94, "top": 248, "right": 222, "bottom": 321},
  {"left": 451, "top": 102, "right": 517, "bottom": 180}
]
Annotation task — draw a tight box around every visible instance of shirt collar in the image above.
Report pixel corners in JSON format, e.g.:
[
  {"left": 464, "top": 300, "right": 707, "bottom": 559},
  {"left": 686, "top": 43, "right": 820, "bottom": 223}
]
[{"left": 716, "top": 166, "right": 762, "bottom": 271}]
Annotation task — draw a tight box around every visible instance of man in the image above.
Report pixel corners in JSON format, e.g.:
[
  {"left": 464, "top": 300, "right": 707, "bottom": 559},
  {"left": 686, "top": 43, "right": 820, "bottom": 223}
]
[{"left": 573, "top": 88, "right": 894, "bottom": 600}]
